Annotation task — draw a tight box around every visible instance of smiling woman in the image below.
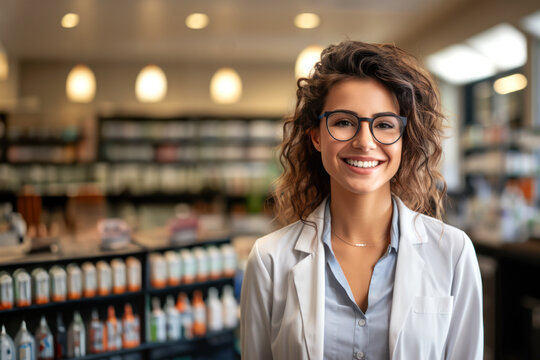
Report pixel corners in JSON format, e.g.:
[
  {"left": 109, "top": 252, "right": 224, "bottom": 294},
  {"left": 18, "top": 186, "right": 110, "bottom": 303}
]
[{"left": 240, "top": 41, "right": 484, "bottom": 360}]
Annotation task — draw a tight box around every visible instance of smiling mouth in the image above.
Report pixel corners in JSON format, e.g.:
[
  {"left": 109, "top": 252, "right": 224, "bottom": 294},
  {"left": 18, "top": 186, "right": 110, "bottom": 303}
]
[{"left": 345, "top": 159, "right": 380, "bottom": 168}]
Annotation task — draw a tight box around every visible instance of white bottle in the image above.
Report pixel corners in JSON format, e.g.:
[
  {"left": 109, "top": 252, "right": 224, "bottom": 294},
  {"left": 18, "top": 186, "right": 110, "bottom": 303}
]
[
  {"left": 206, "top": 287, "right": 223, "bottom": 332},
  {"left": 222, "top": 285, "right": 238, "bottom": 329},
  {"left": 67, "top": 311, "right": 86, "bottom": 357},
  {"left": 14, "top": 321, "right": 35, "bottom": 360},
  {"left": 34, "top": 316, "right": 54, "bottom": 360},
  {"left": 0, "top": 325, "right": 15, "bottom": 360},
  {"left": 165, "top": 296, "right": 181, "bottom": 340},
  {"left": 150, "top": 298, "right": 166, "bottom": 342}
]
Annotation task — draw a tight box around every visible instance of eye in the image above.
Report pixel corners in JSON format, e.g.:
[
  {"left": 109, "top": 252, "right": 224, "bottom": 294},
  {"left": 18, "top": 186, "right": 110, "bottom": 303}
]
[
  {"left": 328, "top": 113, "right": 357, "bottom": 128},
  {"left": 373, "top": 116, "right": 399, "bottom": 130}
]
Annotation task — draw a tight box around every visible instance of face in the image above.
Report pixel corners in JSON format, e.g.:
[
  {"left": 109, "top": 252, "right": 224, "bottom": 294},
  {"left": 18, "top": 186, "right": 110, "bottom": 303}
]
[{"left": 311, "top": 78, "right": 403, "bottom": 198}]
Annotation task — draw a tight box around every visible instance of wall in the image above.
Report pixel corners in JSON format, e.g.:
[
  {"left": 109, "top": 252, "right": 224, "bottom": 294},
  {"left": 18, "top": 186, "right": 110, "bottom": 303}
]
[{"left": 16, "top": 60, "right": 297, "bottom": 125}]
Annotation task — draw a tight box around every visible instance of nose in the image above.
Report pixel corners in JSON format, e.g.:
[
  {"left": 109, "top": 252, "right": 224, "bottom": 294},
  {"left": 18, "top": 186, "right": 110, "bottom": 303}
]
[{"left": 350, "top": 121, "right": 376, "bottom": 150}]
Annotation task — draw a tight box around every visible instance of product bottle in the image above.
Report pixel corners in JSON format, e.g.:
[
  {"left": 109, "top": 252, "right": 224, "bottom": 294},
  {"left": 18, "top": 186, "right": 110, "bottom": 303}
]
[
  {"left": 0, "top": 325, "right": 15, "bottom": 360},
  {"left": 88, "top": 309, "right": 106, "bottom": 354},
  {"left": 105, "top": 306, "right": 121, "bottom": 351},
  {"left": 222, "top": 285, "right": 238, "bottom": 329},
  {"left": 121, "top": 304, "right": 139, "bottom": 349},
  {"left": 206, "top": 287, "right": 223, "bottom": 332},
  {"left": 67, "top": 311, "right": 86, "bottom": 358},
  {"left": 150, "top": 298, "right": 166, "bottom": 342},
  {"left": 176, "top": 293, "right": 193, "bottom": 339},
  {"left": 192, "top": 290, "right": 206, "bottom": 337},
  {"left": 35, "top": 316, "right": 54, "bottom": 360},
  {"left": 53, "top": 314, "right": 66, "bottom": 360},
  {"left": 14, "top": 321, "right": 35, "bottom": 360},
  {"left": 165, "top": 296, "right": 180, "bottom": 340}
]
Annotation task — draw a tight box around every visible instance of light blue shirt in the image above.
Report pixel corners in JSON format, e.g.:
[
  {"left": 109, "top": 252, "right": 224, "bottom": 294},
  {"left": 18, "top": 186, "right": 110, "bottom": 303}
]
[{"left": 322, "top": 199, "right": 400, "bottom": 360}]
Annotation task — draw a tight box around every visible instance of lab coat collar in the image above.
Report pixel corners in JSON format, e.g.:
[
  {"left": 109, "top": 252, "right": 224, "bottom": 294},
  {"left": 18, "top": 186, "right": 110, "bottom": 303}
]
[
  {"left": 389, "top": 196, "right": 428, "bottom": 357},
  {"left": 292, "top": 197, "right": 327, "bottom": 359}
]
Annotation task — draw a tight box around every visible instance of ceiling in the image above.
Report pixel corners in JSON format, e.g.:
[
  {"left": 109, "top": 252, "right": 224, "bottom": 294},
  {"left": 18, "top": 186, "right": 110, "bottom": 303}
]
[{"left": 0, "top": 0, "right": 474, "bottom": 64}]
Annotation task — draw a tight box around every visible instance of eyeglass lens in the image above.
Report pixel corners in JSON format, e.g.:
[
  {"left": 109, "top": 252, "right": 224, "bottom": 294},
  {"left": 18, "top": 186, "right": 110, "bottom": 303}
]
[{"left": 326, "top": 112, "right": 403, "bottom": 144}]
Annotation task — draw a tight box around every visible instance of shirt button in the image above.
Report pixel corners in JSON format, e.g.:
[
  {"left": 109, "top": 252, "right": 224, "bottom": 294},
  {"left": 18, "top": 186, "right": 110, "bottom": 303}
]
[
  {"left": 354, "top": 351, "right": 365, "bottom": 360},
  {"left": 358, "top": 318, "right": 366, "bottom": 327}
]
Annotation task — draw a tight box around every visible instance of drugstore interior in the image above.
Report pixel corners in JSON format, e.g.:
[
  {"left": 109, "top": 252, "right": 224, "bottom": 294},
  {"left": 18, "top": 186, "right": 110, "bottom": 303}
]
[{"left": 1, "top": 0, "right": 540, "bottom": 359}]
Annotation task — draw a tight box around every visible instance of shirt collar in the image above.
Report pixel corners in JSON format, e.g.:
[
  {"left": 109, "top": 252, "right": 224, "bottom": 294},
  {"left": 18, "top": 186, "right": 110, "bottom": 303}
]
[{"left": 322, "top": 198, "right": 400, "bottom": 252}]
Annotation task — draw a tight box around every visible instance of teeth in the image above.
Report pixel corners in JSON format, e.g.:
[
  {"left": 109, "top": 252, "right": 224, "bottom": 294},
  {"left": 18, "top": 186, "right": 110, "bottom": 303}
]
[{"left": 345, "top": 159, "right": 379, "bottom": 168}]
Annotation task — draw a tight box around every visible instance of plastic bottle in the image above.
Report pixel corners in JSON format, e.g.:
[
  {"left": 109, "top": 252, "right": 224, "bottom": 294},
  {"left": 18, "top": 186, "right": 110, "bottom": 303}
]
[
  {"left": 149, "top": 298, "right": 166, "bottom": 342},
  {"left": 0, "top": 325, "right": 15, "bottom": 360},
  {"left": 13, "top": 269, "right": 31, "bottom": 307},
  {"left": 53, "top": 314, "right": 66, "bottom": 360},
  {"left": 176, "top": 293, "right": 192, "bottom": 339},
  {"left": 31, "top": 269, "right": 49, "bottom": 305},
  {"left": 66, "top": 264, "right": 82, "bottom": 300},
  {"left": 125, "top": 257, "right": 141, "bottom": 292},
  {"left": 206, "top": 287, "right": 223, "bottom": 332},
  {"left": 14, "top": 321, "right": 35, "bottom": 360},
  {"left": 222, "top": 285, "right": 238, "bottom": 329},
  {"left": 88, "top": 309, "right": 106, "bottom": 354},
  {"left": 111, "top": 259, "right": 126, "bottom": 294},
  {"left": 81, "top": 262, "right": 97, "bottom": 298},
  {"left": 165, "top": 296, "right": 180, "bottom": 340},
  {"left": 192, "top": 290, "right": 206, "bottom": 337},
  {"left": 67, "top": 311, "right": 86, "bottom": 357},
  {"left": 122, "top": 304, "right": 139, "bottom": 349},
  {"left": 35, "top": 316, "right": 54, "bottom": 360},
  {"left": 0, "top": 272, "right": 13, "bottom": 310},
  {"left": 105, "top": 306, "right": 121, "bottom": 351}
]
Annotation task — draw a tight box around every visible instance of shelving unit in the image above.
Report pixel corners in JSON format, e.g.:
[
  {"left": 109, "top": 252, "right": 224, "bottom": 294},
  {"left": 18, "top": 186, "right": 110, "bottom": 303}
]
[{"left": 0, "top": 237, "right": 237, "bottom": 360}]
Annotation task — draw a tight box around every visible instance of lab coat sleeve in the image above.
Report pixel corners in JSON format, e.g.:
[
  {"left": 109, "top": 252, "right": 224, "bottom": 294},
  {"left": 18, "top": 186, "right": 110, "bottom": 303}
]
[
  {"left": 444, "top": 233, "right": 484, "bottom": 359},
  {"left": 240, "top": 241, "right": 274, "bottom": 360}
]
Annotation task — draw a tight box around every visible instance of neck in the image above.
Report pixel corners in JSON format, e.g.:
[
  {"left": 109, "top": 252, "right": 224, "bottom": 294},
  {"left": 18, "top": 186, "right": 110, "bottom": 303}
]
[{"left": 329, "top": 184, "right": 393, "bottom": 247}]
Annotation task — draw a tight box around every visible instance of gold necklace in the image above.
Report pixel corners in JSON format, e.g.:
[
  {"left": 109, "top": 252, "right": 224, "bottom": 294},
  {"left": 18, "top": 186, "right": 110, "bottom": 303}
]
[{"left": 331, "top": 230, "right": 376, "bottom": 248}]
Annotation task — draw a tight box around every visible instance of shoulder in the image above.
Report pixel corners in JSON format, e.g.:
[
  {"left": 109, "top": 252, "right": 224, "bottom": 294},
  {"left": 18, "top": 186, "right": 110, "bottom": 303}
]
[
  {"left": 418, "top": 213, "right": 473, "bottom": 259},
  {"left": 245, "top": 220, "right": 306, "bottom": 280}
]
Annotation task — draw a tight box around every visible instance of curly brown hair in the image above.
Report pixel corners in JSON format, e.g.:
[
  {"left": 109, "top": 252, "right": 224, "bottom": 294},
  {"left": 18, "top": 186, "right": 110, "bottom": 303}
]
[{"left": 274, "top": 40, "right": 447, "bottom": 225}]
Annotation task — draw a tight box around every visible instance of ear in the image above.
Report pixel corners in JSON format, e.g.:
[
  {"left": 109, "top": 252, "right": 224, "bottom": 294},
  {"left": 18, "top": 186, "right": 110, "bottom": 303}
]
[{"left": 310, "top": 128, "right": 321, "bottom": 152}]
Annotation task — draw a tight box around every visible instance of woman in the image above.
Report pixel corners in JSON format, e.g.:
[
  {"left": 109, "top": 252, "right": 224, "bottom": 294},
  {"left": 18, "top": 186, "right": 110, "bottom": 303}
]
[{"left": 240, "top": 41, "right": 483, "bottom": 359}]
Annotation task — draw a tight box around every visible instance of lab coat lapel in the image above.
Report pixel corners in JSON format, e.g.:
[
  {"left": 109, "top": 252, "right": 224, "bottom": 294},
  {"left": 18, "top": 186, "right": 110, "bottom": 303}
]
[
  {"left": 389, "top": 198, "right": 427, "bottom": 357},
  {"left": 292, "top": 199, "right": 327, "bottom": 360}
]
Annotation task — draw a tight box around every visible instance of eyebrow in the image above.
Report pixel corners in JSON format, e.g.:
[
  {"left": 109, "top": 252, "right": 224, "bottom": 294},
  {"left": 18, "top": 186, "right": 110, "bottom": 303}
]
[{"left": 328, "top": 109, "right": 400, "bottom": 117}]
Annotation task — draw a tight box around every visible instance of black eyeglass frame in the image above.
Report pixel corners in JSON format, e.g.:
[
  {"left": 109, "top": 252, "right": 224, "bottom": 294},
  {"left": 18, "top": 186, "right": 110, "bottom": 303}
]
[{"left": 318, "top": 110, "right": 407, "bottom": 145}]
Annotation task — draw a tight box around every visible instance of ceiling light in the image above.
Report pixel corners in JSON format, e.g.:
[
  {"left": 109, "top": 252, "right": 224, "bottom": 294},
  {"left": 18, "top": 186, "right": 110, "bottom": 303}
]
[
  {"left": 210, "top": 68, "right": 242, "bottom": 104},
  {"left": 135, "top": 65, "right": 167, "bottom": 103},
  {"left": 295, "top": 45, "right": 323, "bottom": 79},
  {"left": 493, "top": 73, "right": 527, "bottom": 94},
  {"left": 521, "top": 10, "right": 540, "bottom": 38},
  {"left": 467, "top": 23, "right": 527, "bottom": 71},
  {"left": 66, "top": 64, "right": 96, "bottom": 103},
  {"left": 426, "top": 44, "right": 496, "bottom": 85},
  {"left": 62, "top": 13, "right": 80, "bottom": 28},
  {"left": 294, "top": 13, "right": 320, "bottom": 29},
  {"left": 186, "top": 13, "right": 209, "bottom": 30}
]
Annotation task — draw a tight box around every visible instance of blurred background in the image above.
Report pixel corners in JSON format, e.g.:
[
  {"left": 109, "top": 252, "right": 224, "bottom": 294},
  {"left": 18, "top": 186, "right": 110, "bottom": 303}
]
[{"left": 0, "top": 0, "right": 540, "bottom": 359}]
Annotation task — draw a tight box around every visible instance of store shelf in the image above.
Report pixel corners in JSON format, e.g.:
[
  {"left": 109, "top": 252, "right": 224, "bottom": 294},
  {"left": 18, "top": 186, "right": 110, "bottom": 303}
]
[{"left": 147, "top": 277, "right": 234, "bottom": 296}]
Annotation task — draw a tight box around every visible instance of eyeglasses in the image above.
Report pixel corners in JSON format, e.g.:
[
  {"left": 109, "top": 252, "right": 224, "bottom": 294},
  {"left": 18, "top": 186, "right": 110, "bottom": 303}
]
[{"left": 319, "top": 110, "right": 407, "bottom": 145}]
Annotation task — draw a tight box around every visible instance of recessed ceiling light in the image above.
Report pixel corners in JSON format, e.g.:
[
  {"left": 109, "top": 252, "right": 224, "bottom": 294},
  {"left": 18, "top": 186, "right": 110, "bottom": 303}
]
[
  {"left": 186, "top": 13, "right": 209, "bottom": 30},
  {"left": 61, "top": 13, "right": 80, "bottom": 28},
  {"left": 294, "top": 13, "right": 320, "bottom": 29}
]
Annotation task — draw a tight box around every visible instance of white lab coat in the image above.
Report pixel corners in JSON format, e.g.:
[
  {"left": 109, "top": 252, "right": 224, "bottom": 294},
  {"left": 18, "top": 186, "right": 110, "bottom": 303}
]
[{"left": 240, "top": 197, "right": 483, "bottom": 359}]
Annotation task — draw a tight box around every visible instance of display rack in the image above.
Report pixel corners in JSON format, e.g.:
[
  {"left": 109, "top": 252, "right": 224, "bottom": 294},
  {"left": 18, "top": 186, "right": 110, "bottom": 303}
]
[{"left": 0, "top": 238, "right": 237, "bottom": 360}]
